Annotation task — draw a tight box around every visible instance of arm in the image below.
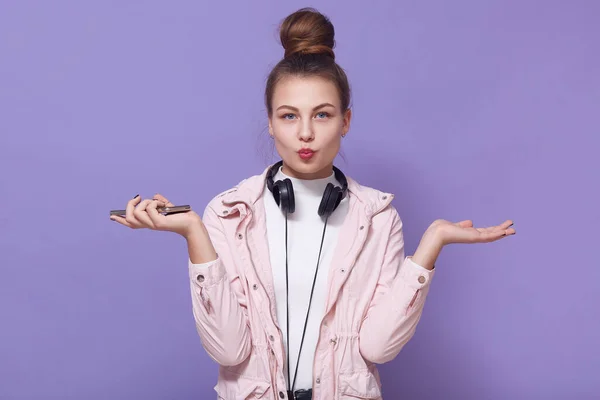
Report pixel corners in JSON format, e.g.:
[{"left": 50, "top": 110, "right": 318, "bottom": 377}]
[
  {"left": 186, "top": 205, "right": 252, "bottom": 366},
  {"left": 359, "top": 210, "right": 435, "bottom": 364},
  {"left": 358, "top": 211, "right": 515, "bottom": 364}
]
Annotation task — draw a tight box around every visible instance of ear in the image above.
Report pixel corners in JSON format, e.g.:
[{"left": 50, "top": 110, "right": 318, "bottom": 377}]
[
  {"left": 268, "top": 117, "right": 274, "bottom": 137},
  {"left": 342, "top": 108, "right": 352, "bottom": 136}
]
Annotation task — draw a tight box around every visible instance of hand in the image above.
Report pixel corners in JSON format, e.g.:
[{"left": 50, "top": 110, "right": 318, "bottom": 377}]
[
  {"left": 110, "top": 193, "right": 203, "bottom": 238},
  {"left": 430, "top": 219, "right": 516, "bottom": 246},
  {"left": 412, "top": 219, "right": 515, "bottom": 270}
]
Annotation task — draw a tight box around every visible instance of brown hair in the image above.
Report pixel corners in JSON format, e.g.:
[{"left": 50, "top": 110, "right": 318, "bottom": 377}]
[{"left": 265, "top": 8, "right": 351, "bottom": 116}]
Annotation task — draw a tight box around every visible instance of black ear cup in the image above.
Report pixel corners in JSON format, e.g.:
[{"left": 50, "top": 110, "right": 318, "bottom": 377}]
[
  {"left": 273, "top": 178, "right": 295, "bottom": 214},
  {"left": 318, "top": 183, "right": 343, "bottom": 218}
]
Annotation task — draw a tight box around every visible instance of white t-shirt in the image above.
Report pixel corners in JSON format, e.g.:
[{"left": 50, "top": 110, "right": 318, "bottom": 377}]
[{"left": 262, "top": 165, "right": 349, "bottom": 390}]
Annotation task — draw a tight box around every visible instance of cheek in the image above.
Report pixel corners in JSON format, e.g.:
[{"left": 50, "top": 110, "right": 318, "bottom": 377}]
[
  {"left": 271, "top": 120, "right": 286, "bottom": 134},
  {"left": 271, "top": 120, "right": 295, "bottom": 144},
  {"left": 318, "top": 126, "right": 342, "bottom": 153},
  {"left": 318, "top": 121, "right": 343, "bottom": 141}
]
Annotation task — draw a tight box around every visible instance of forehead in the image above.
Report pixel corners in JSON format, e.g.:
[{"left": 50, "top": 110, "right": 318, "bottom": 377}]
[{"left": 272, "top": 75, "right": 340, "bottom": 108}]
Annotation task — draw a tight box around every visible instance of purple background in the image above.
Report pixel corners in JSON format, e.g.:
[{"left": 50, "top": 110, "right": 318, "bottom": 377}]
[{"left": 1, "top": 1, "right": 598, "bottom": 399}]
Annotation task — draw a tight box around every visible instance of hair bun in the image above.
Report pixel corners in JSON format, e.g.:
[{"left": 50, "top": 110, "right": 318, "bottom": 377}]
[{"left": 279, "top": 8, "right": 335, "bottom": 59}]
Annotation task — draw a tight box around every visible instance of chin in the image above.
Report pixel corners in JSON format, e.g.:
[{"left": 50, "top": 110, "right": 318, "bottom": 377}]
[
  {"left": 294, "top": 160, "right": 320, "bottom": 170},
  {"left": 284, "top": 155, "right": 333, "bottom": 178}
]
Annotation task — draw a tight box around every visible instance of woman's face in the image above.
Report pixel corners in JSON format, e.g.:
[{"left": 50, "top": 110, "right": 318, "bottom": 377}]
[{"left": 269, "top": 75, "right": 351, "bottom": 180}]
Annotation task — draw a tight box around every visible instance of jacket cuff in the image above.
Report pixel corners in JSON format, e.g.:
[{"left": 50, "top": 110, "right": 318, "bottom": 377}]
[
  {"left": 398, "top": 256, "right": 435, "bottom": 290},
  {"left": 188, "top": 256, "right": 226, "bottom": 287}
]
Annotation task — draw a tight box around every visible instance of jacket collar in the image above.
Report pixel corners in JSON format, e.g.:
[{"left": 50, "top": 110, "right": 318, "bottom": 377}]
[{"left": 217, "top": 163, "right": 395, "bottom": 219}]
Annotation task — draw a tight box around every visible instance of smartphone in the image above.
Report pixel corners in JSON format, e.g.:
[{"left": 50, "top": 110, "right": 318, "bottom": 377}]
[{"left": 109, "top": 205, "right": 192, "bottom": 217}]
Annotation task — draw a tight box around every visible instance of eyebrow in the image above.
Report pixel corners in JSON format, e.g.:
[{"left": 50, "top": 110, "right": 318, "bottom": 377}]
[{"left": 276, "top": 103, "right": 336, "bottom": 112}]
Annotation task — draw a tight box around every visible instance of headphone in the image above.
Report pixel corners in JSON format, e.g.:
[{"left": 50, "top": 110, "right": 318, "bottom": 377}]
[
  {"left": 266, "top": 160, "right": 348, "bottom": 218},
  {"left": 265, "top": 159, "right": 349, "bottom": 394}
]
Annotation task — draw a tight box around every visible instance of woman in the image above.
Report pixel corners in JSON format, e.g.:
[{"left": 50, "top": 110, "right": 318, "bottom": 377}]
[{"left": 110, "top": 8, "right": 515, "bottom": 400}]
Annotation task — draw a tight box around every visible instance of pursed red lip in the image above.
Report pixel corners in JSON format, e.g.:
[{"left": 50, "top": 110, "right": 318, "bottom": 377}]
[{"left": 298, "top": 149, "right": 315, "bottom": 160}]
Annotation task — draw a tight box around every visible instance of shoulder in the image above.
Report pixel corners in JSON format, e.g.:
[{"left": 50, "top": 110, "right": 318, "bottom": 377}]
[
  {"left": 346, "top": 175, "right": 400, "bottom": 223},
  {"left": 204, "top": 169, "right": 267, "bottom": 214}
]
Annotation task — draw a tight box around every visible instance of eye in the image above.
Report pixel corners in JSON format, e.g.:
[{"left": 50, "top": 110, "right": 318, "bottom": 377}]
[
  {"left": 282, "top": 113, "right": 296, "bottom": 120},
  {"left": 315, "top": 112, "right": 329, "bottom": 119}
]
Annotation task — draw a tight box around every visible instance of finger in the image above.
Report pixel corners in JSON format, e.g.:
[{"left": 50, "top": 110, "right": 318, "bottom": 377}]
[
  {"left": 490, "top": 220, "right": 516, "bottom": 235},
  {"left": 476, "top": 229, "right": 507, "bottom": 243},
  {"left": 125, "top": 194, "right": 143, "bottom": 228},
  {"left": 153, "top": 193, "right": 175, "bottom": 207},
  {"left": 110, "top": 215, "right": 136, "bottom": 228},
  {"left": 477, "top": 221, "right": 513, "bottom": 234},
  {"left": 133, "top": 199, "right": 157, "bottom": 228},
  {"left": 483, "top": 226, "right": 517, "bottom": 242},
  {"left": 498, "top": 220, "right": 514, "bottom": 230},
  {"left": 504, "top": 226, "right": 516, "bottom": 235},
  {"left": 477, "top": 225, "right": 502, "bottom": 234},
  {"left": 483, "top": 220, "right": 514, "bottom": 233},
  {"left": 147, "top": 199, "right": 167, "bottom": 229}
]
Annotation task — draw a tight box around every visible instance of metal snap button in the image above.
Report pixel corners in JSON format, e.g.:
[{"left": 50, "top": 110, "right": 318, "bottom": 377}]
[
  {"left": 382, "top": 195, "right": 387, "bottom": 200},
  {"left": 197, "top": 275, "right": 205, "bottom": 283},
  {"left": 269, "top": 335, "right": 275, "bottom": 341},
  {"left": 223, "top": 210, "right": 228, "bottom": 215},
  {"left": 316, "top": 378, "right": 321, "bottom": 384},
  {"left": 279, "top": 391, "right": 285, "bottom": 398},
  {"left": 253, "top": 284, "right": 258, "bottom": 290},
  {"left": 418, "top": 275, "right": 426, "bottom": 284},
  {"left": 237, "top": 233, "right": 243, "bottom": 239}
]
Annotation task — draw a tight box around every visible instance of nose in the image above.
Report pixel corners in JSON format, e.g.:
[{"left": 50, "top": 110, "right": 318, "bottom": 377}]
[{"left": 297, "top": 119, "right": 314, "bottom": 142}]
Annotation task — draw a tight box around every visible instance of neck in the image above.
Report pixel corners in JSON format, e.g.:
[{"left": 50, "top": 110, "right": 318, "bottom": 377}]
[{"left": 281, "top": 162, "right": 334, "bottom": 180}]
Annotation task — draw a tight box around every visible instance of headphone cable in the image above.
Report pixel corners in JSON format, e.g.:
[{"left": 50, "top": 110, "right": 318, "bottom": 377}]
[{"left": 285, "top": 214, "right": 329, "bottom": 393}]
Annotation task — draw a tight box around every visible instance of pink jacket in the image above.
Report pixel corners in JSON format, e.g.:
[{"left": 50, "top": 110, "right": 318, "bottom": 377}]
[{"left": 188, "top": 164, "right": 435, "bottom": 400}]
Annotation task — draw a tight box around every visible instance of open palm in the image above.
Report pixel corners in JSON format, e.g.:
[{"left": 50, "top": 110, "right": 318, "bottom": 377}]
[{"left": 432, "top": 219, "right": 515, "bottom": 245}]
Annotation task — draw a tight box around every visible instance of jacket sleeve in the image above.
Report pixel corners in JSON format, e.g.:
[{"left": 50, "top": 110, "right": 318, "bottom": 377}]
[
  {"left": 358, "top": 209, "right": 435, "bottom": 364},
  {"left": 188, "top": 203, "right": 252, "bottom": 367}
]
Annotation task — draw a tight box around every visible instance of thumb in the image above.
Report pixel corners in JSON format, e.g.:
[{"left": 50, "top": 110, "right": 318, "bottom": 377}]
[
  {"left": 455, "top": 220, "right": 473, "bottom": 228},
  {"left": 153, "top": 193, "right": 175, "bottom": 207}
]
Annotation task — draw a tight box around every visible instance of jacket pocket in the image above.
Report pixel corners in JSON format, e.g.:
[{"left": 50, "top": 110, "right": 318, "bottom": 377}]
[
  {"left": 338, "top": 369, "right": 382, "bottom": 399},
  {"left": 215, "top": 368, "right": 271, "bottom": 400}
]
